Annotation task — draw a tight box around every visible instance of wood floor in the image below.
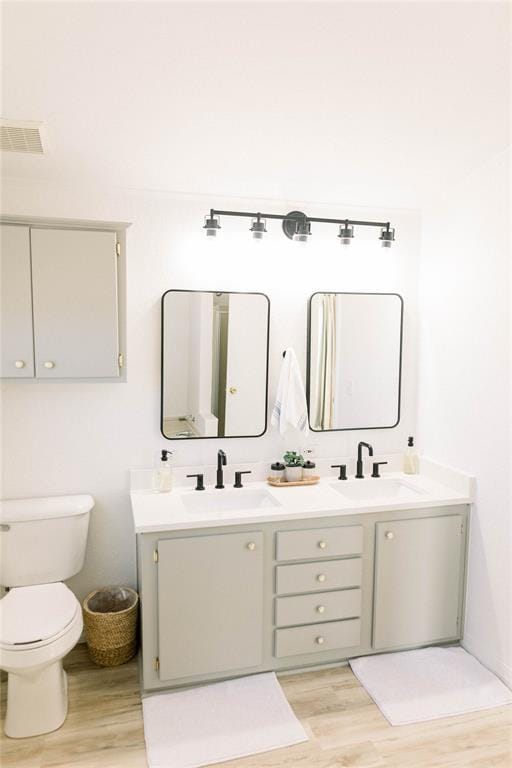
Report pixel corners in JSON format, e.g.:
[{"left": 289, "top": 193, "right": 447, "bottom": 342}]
[{"left": 1, "top": 645, "right": 511, "bottom": 768}]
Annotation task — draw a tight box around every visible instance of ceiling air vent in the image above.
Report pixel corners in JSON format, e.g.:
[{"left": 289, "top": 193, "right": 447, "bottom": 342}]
[{"left": 0, "top": 119, "right": 44, "bottom": 154}]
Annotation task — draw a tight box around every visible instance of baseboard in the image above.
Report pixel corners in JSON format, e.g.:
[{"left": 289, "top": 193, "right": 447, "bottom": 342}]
[{"left": 462, "top": 634, "right": 512, "bottom": 689}]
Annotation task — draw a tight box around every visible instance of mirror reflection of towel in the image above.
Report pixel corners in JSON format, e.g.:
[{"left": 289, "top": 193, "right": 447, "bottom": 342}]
[{"left": 271, "top": 348, "right": 309, "bottom": 438}]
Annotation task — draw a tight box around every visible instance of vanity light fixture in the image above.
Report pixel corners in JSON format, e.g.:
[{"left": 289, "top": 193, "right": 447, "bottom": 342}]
[
  {"left": 292, "top": 216, "right": 311, "bottom": 243},
  {"left": 338, "top": 221, "right": 354, "bottom": 246},
  {"left": 379, "top": 225, "right": 395, "bottom": 248},
  {"left": 203, "top": 214, "right": 221, "bottom": 237},
  {"left": 203, "top": 208, "right": 396, "bottom": 247},
  {"left": 249, "top": 215, "right": 267, "bottom": 240}
]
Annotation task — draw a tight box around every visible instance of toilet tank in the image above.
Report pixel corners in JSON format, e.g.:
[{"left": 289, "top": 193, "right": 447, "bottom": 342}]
[{"left": 0, "top": 495, "right": 94, "bottom": 587}]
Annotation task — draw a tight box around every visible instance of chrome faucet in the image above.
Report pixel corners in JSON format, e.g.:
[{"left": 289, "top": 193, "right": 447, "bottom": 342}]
[
  {"left": 355, "top": 442, "right": 373, "bottom": 479},
  {"left": 215, "top": 449, "right": 227, "bottom": 489}
]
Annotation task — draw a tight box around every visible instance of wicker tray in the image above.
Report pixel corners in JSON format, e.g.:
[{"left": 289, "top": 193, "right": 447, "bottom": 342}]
[{"left": 267, "top": 475, "right": 320, "bottom": 487}]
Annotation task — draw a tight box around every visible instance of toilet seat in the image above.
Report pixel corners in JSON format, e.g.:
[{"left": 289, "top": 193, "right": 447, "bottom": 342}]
[{"left": 0, "top": 583, "right": 80, "bottom": 650}]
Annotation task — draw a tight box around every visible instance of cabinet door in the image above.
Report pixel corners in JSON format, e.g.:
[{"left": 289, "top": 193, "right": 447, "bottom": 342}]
[
  {"left": 31, "top": 228, "right": 119, "bottom": 378},
  {"left": 157, "top": 531, "right": 264, "bottom": 680},
  {"left": 373, "top": 516, "right": 463, "bottom": 650},
  {"left": 0, "top": 225, "right": 35, "bottom": 378}
]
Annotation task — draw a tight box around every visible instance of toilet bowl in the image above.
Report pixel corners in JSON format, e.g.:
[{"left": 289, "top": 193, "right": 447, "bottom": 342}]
[
  {"left": 0, "top": 583, "right": 83, "bottom": 738},
  {"left": 0, "top": 494, "right": 93, "bottom": 738}
]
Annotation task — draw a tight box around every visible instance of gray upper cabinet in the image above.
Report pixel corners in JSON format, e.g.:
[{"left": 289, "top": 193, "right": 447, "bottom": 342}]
[
  {"left": 0, "top": 225, "right": 35, "bottom": 378},
  {"left": 31, "top": 228, "right": 119, "bottom": 378},
  {"left": 157, "top": 531, "right": 264, "bottom": 681},
  {"left": 373, "top": 515, "right": 464, "bottom": 650},
  {"left": 0, "top": 220, "right": 125, "bottom": 380}
]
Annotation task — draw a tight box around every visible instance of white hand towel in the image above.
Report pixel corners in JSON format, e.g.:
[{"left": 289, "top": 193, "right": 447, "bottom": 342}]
[{"left": 271, "top": 348, "right": 309, "bottom": 437}]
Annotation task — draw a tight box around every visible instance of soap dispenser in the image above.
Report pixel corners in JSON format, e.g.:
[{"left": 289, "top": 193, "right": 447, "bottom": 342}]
[
  {"left": 403, "top": 436, "right": 419, "bottom": 475},
  {"left": 155, "top": 449, "right": 173, "bottom": 492}
]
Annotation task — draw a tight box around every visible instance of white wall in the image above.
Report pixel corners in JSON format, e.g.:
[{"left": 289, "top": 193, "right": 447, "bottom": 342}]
[
  {"left": 333, "top": 294, "right": 402, "bottom": 429},
  {"left": 163, "top": 291, "right": 190, "bottom": 417},
  {"left": 188, "top": 292, "right": 214, "bottom": 424},
  {"left": 0, "top": 178, "right": 420, "bottom": 601},
  {"left": 417, "top": 149, "right": 511, "bottom": 685}
]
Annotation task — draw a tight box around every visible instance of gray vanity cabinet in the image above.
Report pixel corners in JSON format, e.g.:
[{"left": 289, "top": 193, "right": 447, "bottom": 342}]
[
  {"left": 373, "top": 514, "right": 465, "bottom": 650},
  {"left": 156, "top": 531, "right": 264, "bottom": 681},
  {"left": 137, "top": 505, "right": 468, "bottom": 694},
  {"left": 0, "top": 225, "right": 35, "bottom": 378}
]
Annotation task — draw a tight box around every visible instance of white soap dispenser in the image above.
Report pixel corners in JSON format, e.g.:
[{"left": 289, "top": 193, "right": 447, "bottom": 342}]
[
  {"left": 403, "top": 436, "right": 419, "bottom": 475},
  {"left": 155, "top": 449, "right": 173, "bottom": 492}
]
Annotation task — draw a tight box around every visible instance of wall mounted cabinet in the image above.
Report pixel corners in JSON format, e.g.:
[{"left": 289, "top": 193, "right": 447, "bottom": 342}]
[
  {"left": 0, "top": 225, "right": 35, "bottom": 378},
  {"left": 0, "top": 218, "right": 129, "bottom": 381}
]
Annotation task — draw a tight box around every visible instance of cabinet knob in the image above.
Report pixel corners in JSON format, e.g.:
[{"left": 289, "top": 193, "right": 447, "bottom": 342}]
[
  {"left": 317, "top": 573, "right": 326, "bottom": 583},
  {"left": 315, "top": 636, "right": 325, "bottom": 645},
  {"left": 385, "top": 531, "right": 394, "bottom": 540},
  {"left": 229, "top": 386, "right": 238, "bottom": 395},
  {"left": 247, "top": 542, "right": 256, "bottom": 551},
  {"left": 14, "top": 360, "right": 25, "bottom": 369},
  {"left": 43, "top": 361, "right": 55, "bottom": 369},
  {"left": 318, "top": 541, "right": 327, "bottom": 549},
  {"left": 316, "top": 605, "right": 325, "bottom": 614}
]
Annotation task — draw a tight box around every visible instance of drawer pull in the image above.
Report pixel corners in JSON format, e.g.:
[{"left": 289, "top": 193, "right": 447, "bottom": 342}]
[
  {"left": 316, "top": 605, "right": 325, "bottom": 614},
  {"left": 14, "top": 360, "right": 25, "bottom": 369},
  {"left": 385, "top": 531, "right": 394, "bottom": 540},
  {"left": 315, "top": 636, "right": 325, "bottom": 645},
  {"left": 318, "top": 541, "right": 327, "bottom": 549},
  {"left": 317, "top": 573, "right": 326, "bottom": 583},
  {"left": 247, "top": 542, "right": 256, "bottom": 551},
  {"left": 43, "top": 361, "right": 55, "bottom": 369}
]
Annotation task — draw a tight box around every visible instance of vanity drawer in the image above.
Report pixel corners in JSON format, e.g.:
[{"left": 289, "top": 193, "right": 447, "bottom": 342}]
[
  {"left": 275, "top": 588, "right": 362, "bottom": 627},
  {"left": 275, "top": 619, "right": 361, "bottom": 658},
  {"left": 276, "top": 525, "right": 363, "bottom": 562},
  {"left": 275, "top": 558, "right": 362, "bottom": 595}
]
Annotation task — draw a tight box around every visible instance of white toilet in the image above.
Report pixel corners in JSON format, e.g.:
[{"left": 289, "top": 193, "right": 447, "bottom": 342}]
[{"left": 0, "top": 494, "right": 93, "bottom": 738}]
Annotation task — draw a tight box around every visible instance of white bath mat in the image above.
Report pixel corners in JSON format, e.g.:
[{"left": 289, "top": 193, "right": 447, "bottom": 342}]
[
  {"left": 350, "top": 646, "right": 512, "bottom": 726},
  {"left": 142, "top": 672, "right": 308, "bottom": 768}
]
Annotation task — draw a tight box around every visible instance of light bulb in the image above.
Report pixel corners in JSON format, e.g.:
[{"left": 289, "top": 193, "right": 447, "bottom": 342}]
[
  {"left": 379, "top": 226, "right": 395, "bottom": 248},
  {"left": 338, "top": 223, "right": 354, "bottom": 246},
  {"left": 292, "top": 218, "right": 311, "bottom": 243},
  {"left": 249, "top": 217, "right": 267, "bottom": 240},
  {"left": 203, "top": 215, "right": 221, "bottom": 237}
]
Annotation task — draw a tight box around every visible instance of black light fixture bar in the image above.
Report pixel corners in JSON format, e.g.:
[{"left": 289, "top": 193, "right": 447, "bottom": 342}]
[
  {"left": 205, "top": 208, "right": 395, "bottom": 246},
  {"left": 209, "top": 208, "right": 391, "bottom": 229}
]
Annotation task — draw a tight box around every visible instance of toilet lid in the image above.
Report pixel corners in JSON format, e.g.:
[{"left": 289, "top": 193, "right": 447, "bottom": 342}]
[{"left": 0, "top": 583, "right": 79, "bottom": 646}]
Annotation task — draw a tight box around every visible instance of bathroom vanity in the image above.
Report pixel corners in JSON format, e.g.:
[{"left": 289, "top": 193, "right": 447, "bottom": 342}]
[{"left": 131, "top": 464, "right": 472, "bottom": 694}]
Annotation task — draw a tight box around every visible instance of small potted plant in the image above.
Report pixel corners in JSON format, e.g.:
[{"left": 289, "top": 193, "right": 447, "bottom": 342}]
[{"left": 283, "top": 451, "right": 304, "bottom": 482}]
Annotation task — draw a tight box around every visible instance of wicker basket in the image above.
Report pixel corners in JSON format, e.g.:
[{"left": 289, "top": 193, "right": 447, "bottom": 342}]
[{"left": 82, "top": 586, "right": 139, "bottom": 667}]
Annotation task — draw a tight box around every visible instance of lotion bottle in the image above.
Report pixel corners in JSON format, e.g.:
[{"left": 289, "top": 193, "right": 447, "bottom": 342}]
[
  {"left": 403, "top": 436, "right": 419, "bottom": 475},
  {"left": 155, "top": 449, "right": 173, "bottom": 492}
]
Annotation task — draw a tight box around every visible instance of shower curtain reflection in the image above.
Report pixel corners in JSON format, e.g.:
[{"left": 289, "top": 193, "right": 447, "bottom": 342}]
[{"left": 313, "top": 294, "right": 337, "bottom": 430}]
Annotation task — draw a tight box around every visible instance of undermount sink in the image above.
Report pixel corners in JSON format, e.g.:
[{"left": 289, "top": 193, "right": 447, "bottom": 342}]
[
  {"left": 331, "top": 478, "right": 426, "bottom": 502},
  {"left": 182, "top": 488, "right": 281, "bottom": 514}
]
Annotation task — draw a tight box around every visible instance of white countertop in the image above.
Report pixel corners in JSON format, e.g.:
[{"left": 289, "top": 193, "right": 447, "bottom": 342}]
[{"left": 130, "top": 460, "right": 474, "bottom": 533}]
